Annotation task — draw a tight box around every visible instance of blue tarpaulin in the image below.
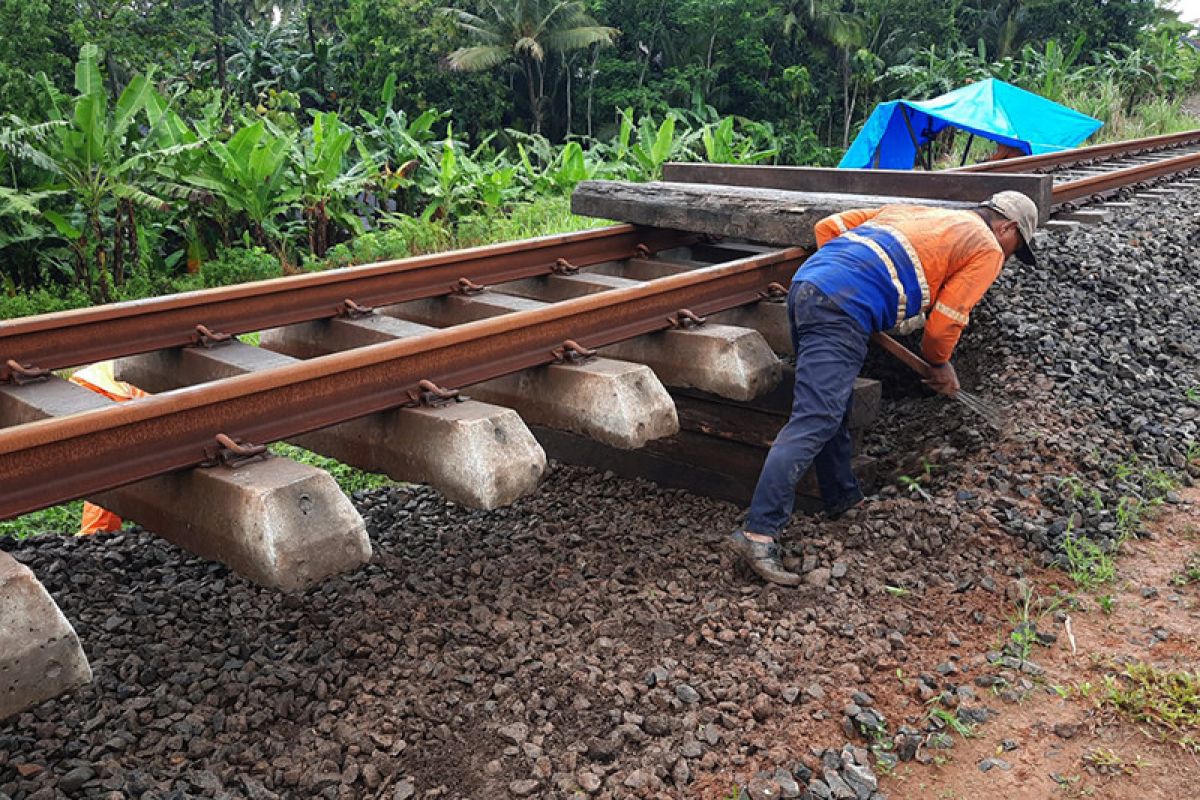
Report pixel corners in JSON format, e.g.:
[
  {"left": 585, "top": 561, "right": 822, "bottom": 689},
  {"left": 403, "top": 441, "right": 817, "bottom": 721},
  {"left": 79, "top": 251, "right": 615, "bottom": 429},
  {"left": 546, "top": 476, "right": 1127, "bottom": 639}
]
[{"left": 838, "top": 78, "right": 1102, "bottom": 169}]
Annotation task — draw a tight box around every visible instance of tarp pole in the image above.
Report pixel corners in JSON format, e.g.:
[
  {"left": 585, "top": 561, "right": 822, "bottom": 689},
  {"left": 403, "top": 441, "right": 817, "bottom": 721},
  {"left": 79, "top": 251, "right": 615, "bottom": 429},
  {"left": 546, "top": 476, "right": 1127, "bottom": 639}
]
[
  {"left": 959, "top": 133, "right": 976, "bottom": 167},
  {"left": 899, "top": 106, "right": 922, "bottom": 169}
]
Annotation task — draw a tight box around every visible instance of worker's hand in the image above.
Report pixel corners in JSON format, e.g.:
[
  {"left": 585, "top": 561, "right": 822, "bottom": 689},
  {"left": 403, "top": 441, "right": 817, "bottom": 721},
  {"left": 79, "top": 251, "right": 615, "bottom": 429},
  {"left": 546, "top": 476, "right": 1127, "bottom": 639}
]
[{"left": 924, "top": 362, "right": 960, "bottom": 396}]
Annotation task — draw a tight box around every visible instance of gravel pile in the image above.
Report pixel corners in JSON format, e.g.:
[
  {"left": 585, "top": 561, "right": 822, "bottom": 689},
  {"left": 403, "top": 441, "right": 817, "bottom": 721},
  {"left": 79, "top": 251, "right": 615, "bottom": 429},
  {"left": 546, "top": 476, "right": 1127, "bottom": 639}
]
[
  {"left": 867, "top": 186, "right": 1200, "bottom": 558},
  {"left": 1, "top": 463, "right": 1018, "bottom": 799},
  {"left": 2, "top": 186, "right": 1199, "bottom": 799}
]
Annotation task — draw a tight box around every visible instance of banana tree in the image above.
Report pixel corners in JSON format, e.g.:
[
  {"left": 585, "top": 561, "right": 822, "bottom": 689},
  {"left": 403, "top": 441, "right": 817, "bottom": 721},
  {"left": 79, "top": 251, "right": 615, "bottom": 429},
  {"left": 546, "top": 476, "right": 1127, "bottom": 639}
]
[
  {"left": 292, "top": 112, "right": 369, "bottom": 257},
  {"left": 187, "top": 118, "right": 299, "bottom": 254},
  {"left": 0, "top": 45, "right": 200, "bottom": 301},
  {"left": 516, "top": 139, "right": 599, "bottom": 194},
  {"left": 414, "top": 127, "right": 522, "bottom": 220},
  {"left": 357, "top": 75, "right": 447, "bottom": 212},
  {"left": 700, "top": 117, "right": 778, "bottom": 165},
  {"left": 625, "top": 109, "right": 686, "bottom": 181}
]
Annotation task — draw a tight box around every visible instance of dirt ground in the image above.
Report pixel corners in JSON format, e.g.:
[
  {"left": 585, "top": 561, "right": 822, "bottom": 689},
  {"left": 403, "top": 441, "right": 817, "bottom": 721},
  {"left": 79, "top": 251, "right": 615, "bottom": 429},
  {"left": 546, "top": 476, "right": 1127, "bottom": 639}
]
[{"left": 875, "top": 487, "right": 1200, "bottom": 800}]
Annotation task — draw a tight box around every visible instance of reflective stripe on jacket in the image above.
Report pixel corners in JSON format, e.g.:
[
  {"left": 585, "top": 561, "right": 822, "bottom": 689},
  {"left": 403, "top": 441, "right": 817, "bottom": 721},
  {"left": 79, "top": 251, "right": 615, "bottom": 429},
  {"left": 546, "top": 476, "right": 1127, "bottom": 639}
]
[{"left": 796, "top": 205, "right": 1004, "bottom": 364}]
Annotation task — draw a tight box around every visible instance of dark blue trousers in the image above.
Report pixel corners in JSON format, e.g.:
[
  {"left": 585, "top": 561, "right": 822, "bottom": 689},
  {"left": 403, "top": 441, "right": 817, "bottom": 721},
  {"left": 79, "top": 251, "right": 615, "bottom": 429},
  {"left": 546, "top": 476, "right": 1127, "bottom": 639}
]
[{"left": 745, "top": 281, "right": 870, "bottom": 538}]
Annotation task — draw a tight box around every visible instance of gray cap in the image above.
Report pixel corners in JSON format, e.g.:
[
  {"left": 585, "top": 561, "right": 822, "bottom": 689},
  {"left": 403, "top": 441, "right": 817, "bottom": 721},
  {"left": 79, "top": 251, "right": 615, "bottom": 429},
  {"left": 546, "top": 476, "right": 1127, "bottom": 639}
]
[{"left": 983, "top": 190, "right": 1038, "bottom": 265}]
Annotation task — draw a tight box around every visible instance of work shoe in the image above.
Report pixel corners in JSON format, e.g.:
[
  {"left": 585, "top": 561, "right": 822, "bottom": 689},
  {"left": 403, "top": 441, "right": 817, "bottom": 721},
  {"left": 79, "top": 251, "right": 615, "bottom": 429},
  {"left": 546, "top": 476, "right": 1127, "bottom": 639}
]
[
  {"left": 824, "top": 489, "right": 865, "bottom": 520},
  {"left": 725, "top": 530, "right": 802, "bottom": 587}
]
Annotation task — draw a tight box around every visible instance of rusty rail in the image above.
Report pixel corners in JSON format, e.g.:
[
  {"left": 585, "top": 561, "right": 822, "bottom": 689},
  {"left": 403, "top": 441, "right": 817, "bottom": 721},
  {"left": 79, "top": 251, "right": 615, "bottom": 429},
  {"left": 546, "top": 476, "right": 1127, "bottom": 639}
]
[
  {"left": 0, "top": 225, "right": 694, "bottom": 381},
  {"left": 0, "top": 247, "right": 803, "bottom": 520},
  {"left": 955, "top": 129, "right": 1200, "bottom": 174},
  {"left": 1051, "top": 150, "right": 1200, "bottom": 204}
]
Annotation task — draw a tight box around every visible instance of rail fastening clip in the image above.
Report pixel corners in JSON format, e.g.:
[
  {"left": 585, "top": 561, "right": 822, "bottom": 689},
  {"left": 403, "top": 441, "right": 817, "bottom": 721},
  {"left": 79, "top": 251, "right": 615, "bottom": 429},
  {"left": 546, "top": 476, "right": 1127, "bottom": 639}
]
[
  {"left": 3, "top": 359, "right": 50, "bottom": 385},
  {"left": 193, "top": 324, "right": 233, "bottom": 348},
  {"left": 202, "top": 433, "right": 269, "bottom": 469}
]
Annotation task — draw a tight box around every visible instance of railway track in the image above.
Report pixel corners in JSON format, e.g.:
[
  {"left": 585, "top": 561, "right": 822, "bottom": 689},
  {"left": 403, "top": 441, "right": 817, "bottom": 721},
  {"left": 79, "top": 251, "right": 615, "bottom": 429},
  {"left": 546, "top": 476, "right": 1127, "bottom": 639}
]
[
  {"left": 956, "top": 128, "right": 1200, "bottom": 208},
  {"left": 5, "top": 128, "right": 1200, "bottom": 721},
  {"left": 5, "top": 129, "right": 1200, "bottom": 533},
  {"left": 0, "top": 228, "right": 802, "bottom": 522}
]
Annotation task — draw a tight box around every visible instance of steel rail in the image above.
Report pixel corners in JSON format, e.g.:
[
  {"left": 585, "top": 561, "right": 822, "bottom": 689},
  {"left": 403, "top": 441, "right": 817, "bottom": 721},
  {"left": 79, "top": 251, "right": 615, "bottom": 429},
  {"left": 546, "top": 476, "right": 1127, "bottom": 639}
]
[
  {"left": 1051, "top": 150, "right": 1200, "bottom": 203},
  {"left": 0, "top": 224, "right": 694, "bottom": 381},
  {"left": 954, "top": 129, "right": 1200, "bottom": 174},
  {"left": 0, "top": 247, "right": 804, "bottom": 520}
]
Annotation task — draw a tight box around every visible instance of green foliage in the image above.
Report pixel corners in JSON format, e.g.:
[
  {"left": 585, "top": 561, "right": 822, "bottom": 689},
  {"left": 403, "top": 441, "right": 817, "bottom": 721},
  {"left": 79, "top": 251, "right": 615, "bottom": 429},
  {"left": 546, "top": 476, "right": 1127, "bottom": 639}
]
[
  {"left": 0, "top": 500, "right": 84, "bottom": 540},
  {"left": 294, "top": 112, "right": 368, "bottom": 255},
  {"left": 334, "top": 0, "right": 506, "bottom": 138},
  {"left": 1, "top": 45, "right": 199, "bottom": 301},
  {"left": 0, "top": 0, "right": 73, "bottom": 120},
  {"left": 0, "top": 1, "right": 1195, "bottom": 309},
  {"left": 1062, "top": 524, "right": 1117, "bottom": 590},
  {"left": 927, "top": 706, "right": 976, "bottom": 739},
  {"left": 269, "top": 442, "right": 394, "bottom": 495},
  {"left": 443, "top": 0, "right": 617, "bottom": 135},
  {"left": 189, "top": 118, "right": 298, "bottom": 251},
  {"left": 0, "top": 285, "right": 91, "bottom": 319},
  {"left": 222, "top": 6, "right": 336, "bottom": 107},
  {"left": 1171, "top": 551, "right": 1200, "bottom": 587},
  {"left": 200, "top": 246, "right": 281, "bottom": 288}
]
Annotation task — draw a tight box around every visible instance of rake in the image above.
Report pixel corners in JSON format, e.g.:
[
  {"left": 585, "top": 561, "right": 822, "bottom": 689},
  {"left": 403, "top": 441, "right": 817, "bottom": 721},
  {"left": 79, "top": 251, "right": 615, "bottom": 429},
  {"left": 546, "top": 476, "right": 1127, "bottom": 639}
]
[{"left": 871, "top": 332, "right": 1006, "bottom": 428}]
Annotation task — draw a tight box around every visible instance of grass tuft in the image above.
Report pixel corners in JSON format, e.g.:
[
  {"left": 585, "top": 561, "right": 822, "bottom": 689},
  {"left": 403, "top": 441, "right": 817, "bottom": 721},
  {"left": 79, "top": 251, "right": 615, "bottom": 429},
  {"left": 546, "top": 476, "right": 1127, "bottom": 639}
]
[
  {"left": 1062, "top": 527, "right": 1116, "bottom": 590},
  {"left": 1096, "top": 662, "right": 1200, "bottom": 751},
  {"left": 268, "top": 443, "right": 395, "bottom": 495},
  {"left": 1081, "top": 746, "right": 1146, "bottom": 776},
  {"left": 1171, "top": 550, "right": 1200, "bottom": 587},
  {"left": 927, "top": 706, "right": 976, "bottom": 739}
]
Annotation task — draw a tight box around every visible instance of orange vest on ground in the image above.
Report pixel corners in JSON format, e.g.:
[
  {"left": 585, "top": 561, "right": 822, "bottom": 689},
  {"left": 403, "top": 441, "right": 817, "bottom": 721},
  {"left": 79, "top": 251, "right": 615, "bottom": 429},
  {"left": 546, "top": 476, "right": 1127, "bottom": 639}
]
[{"left": 68, "top": 362, "right": 149, "bottom": 535}]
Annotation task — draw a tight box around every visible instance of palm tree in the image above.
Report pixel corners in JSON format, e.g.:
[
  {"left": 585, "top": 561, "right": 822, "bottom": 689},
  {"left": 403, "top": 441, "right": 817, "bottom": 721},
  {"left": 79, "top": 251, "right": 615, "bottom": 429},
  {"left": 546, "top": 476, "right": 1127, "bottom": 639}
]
[
  {"left": 785, "top": 1, "right": 874, "bottom": 148},
  {"left": 443, "top": 1, "right": 618, "bottom": 135}
]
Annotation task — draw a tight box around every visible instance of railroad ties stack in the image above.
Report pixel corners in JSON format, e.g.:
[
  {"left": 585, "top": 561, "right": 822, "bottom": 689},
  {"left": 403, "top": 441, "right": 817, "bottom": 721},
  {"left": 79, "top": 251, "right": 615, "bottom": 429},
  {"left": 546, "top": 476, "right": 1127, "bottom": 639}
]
[{"left": 0, "top": 163, "right": 1056, "bottom": 720}]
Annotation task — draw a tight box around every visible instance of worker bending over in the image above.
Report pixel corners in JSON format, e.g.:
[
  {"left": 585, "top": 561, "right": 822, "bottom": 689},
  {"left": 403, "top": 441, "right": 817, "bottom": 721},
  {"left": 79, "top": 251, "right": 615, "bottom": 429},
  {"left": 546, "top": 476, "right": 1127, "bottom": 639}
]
[{"left": 728, "top": 191, "right": 1039, "bottom": 586}]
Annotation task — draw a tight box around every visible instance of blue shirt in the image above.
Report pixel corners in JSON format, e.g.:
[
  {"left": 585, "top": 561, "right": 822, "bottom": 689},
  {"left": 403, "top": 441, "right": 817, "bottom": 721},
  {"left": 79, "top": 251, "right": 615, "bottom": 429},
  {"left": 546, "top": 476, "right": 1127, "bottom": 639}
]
[{"left": 793, "top": 224, "right": 926, "bottom": 334}]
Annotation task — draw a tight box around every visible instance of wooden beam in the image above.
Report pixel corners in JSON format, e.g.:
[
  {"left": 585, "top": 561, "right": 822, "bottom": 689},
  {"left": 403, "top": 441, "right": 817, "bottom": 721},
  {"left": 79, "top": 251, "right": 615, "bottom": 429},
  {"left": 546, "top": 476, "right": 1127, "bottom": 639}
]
[
  {"left": 571, "top": 181, "right": 973, "bottom": 248},
  {"left": 671, "top": 374, "right": 882, "bottom": 440},
  {"left": 662, "top": 163, "right": 1053, "bottom": 223},
  {"left": 532, "top": 425, "right": 877, "bottom": 507}
]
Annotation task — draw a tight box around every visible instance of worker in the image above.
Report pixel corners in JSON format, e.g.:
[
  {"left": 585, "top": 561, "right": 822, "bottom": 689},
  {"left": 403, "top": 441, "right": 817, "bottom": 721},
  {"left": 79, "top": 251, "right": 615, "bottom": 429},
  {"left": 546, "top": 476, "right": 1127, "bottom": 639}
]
[{"left": 727, "top": 191, "right": 1039, "bottom": 586}]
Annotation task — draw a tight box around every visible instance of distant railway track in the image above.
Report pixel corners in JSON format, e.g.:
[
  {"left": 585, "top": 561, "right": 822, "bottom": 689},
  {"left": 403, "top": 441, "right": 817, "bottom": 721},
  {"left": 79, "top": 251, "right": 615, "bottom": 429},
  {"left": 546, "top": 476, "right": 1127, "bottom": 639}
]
[{"left": 955, "top": 128, "right": 1200, "bottom": 207}]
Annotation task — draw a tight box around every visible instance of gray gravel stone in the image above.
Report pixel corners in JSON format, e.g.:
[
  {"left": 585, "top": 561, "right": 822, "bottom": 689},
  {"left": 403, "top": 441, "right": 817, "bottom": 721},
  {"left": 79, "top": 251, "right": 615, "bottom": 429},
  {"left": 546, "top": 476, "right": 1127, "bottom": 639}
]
[{"left": 509, "top": 779, "right": 540, "bottom": 796}]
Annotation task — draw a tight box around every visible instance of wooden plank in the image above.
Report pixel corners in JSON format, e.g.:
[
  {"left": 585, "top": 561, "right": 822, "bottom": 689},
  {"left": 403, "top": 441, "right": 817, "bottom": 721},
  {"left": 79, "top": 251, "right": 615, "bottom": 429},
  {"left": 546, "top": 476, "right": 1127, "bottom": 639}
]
[
  {"left": 533, "top": 425, "right": 877, "bottom": 507},
  {"left": 571, "top": 181, "right": 973, "bottom": 248},
  {"left": 671, "top": 397, "right": 868, "bottom": 451},
  {"left": 663, "top": 163, "right": 1053, "bottom": 224},
  {"left": 674, "top": 374, "right": 881, "bottom": 425}
]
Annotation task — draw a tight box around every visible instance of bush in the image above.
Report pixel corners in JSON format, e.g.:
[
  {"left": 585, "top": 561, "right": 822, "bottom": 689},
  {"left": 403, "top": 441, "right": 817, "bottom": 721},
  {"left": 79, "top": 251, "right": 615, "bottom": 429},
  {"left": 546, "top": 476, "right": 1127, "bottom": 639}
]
[
  {"left": 115, "top": 270, "right": 203, "bottom": 302},
  {"left": 323, "top": 227, "right": 420, "bottom": 268},
  {"left": 321, "top": 216, "right": 453, "bottom": 268},
  {"left": 0, "top": 287, "right": 92, "bottom": 320},
  {"left": 200, "top": 247, "right": 282, "bottom": 288}
]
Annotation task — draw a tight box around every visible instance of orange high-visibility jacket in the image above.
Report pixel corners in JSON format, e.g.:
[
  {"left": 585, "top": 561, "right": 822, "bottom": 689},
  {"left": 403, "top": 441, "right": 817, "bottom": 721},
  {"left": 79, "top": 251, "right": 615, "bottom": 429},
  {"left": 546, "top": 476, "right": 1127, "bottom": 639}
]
[
  {"left": 69, "top": 362, "right": 149, "bottom": 535},
  {"left": 804, "top": 205, "right": 1004, "bottom": 364}
]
